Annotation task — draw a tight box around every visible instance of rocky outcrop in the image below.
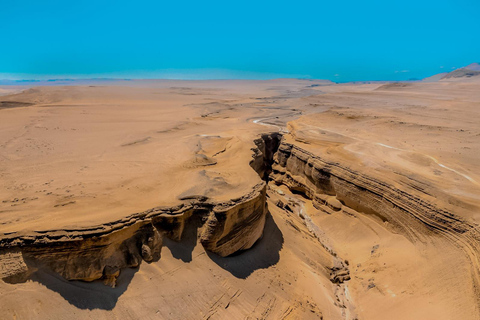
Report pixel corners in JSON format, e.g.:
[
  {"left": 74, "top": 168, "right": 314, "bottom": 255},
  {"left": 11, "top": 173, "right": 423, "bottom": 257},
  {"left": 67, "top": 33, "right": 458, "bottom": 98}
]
[
  {"left": 249, "top": 132, "right": 283, "bottom": 180},
  {"left": 0, "top": 134, "right": 280, "bottom": 286},
  {"left": 0, "top": 182, "right": 268, "bottom": 286},
  {"left": 5, "top": 129, "right": 478, "bottom": 292},
  {"left": 270, "top": 139, "right": 480, "bottom": 291},
  {"left": 273, "top": 141, "right": 467, "bottom": 233},
  {"left": 200, "top": 183, "right": 266, "bottom": 256}
]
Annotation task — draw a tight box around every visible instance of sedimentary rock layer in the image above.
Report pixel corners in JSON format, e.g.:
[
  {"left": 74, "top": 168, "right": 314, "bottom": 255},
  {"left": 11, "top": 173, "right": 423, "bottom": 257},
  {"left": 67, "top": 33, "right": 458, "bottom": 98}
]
[
  {"left": 270, "top": 139, "right": 480, "bottom": 292},
  {"left": 0, "top": 182, "right": 267, "bottom": 286},
  {"left": 0, "top": 133, "right": 281, "bottom": 286}
]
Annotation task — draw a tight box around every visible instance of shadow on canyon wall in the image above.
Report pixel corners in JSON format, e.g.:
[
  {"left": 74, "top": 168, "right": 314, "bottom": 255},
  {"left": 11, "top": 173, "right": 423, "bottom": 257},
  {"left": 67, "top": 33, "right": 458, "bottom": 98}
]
[
  {"left": 162, "top": 214, "right": 204, "bottom": 263},
  {"left": 206, "top": 211, "right": 284, "bottom": 279},
  {"left": 28, "top": 210, "right": 283, "bottom": 310}
]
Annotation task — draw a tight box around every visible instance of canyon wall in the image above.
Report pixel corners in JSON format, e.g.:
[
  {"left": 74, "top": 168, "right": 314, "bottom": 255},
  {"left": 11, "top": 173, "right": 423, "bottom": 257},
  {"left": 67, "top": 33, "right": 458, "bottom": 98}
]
[
  {"left": 0, "top": 134, "right": 279, "bottom": 286},
  {"left": 270, "top": 138, "right": 480, "bottom": 293},
  {"left": 2, "top": 130, "right": 479, "bottom": 296}
]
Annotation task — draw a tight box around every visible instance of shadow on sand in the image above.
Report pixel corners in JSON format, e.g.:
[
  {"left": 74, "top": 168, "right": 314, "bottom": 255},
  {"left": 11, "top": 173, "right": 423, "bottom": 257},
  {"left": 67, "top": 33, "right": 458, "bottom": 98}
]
[
  {"left": 27, "top": 209, "right": 283, "bottom": 310},
  {"left": 30, "top": 266, "right": 138, "bottom": 310},
  {"left": 162, "top": 214, "right": 204, "bottom": 263},
  {"left": 206, "top": 211, "right": 284, "bottom": 279}
]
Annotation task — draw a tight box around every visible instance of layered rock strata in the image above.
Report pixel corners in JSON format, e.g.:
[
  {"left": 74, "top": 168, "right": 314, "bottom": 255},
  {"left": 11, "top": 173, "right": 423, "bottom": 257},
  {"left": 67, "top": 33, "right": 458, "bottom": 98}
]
[
  {"left": 3, "top": 129, "right": 479, "bottom": 296},
  {"left": 270, "top": 139, "right": 480, "bottom": 292},
  {"left": 0, "top": 182, "right": 267, "bottom": 286},
  {"left": 0, "top": 133, "right": 281, "bottom": 286}
]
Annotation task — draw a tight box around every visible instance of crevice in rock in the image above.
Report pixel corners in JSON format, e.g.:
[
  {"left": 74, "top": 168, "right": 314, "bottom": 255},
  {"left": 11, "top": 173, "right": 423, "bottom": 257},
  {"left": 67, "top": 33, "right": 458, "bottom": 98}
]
[
  {"left": 249, "top": 132, "right": 283, "bottom": 181},
  {"left": 3, "top": 128, "right": 478, "bottom": 307}
]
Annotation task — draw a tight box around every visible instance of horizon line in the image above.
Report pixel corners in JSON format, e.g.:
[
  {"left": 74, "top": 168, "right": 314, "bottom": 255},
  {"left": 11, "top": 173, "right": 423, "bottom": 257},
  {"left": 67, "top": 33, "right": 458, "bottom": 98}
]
[{"left": 0, "top": 66, "right": 450, "bottom": 83}]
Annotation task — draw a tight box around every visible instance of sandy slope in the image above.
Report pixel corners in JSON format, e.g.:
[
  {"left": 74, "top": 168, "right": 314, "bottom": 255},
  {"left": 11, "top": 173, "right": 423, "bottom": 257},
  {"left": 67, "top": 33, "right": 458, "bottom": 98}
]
[{"left": 1, "top": 78, "right": 479, "bottom": 319}]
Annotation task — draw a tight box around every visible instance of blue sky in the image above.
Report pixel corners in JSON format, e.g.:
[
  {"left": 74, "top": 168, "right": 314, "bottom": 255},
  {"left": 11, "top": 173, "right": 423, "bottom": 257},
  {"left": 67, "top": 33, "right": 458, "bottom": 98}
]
[{"left": 1, "top": 0, "right": 479, "bottom": 81}]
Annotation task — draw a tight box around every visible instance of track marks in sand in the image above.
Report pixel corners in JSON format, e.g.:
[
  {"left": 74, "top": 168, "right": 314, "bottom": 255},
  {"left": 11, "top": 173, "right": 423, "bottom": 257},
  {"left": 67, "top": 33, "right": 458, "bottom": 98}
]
[
  {"left": 295, "top": 122, "right": 478, "bottom": 186},
  {"left": 375, "top": 143, "right": 478, "bottom": 185},
  {"left": 202, "top": 288, "right": 243, "bottom": 319}
]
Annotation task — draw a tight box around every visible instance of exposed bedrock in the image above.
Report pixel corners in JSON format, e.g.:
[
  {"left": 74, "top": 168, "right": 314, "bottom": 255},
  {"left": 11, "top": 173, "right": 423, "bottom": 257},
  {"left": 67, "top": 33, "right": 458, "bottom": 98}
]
[
  {"left": 249, "top": 132, "right": 283, "bottom": 180},
  {"left": 200, "top": 183, "right": 267, "bottom": 256},
  {"left": 0, "top": 133, "right": 282, "bottom": 286},
  {"left": 271, "top": 140, "right": 480, "bottom": 290},
  {"left": 25, "top": 222, "right": 163, "bottom": 287},
  {"left": 4, "top": 130, "right": 479, "bottom": 292}
]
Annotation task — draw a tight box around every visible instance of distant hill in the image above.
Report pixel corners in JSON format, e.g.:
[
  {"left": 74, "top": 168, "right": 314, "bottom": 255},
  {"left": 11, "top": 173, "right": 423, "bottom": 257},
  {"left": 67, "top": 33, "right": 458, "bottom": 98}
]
[
  {"left": 442, "top": 63, "right": 480, "bottom": 79},
  {"left": 422, "top": 72, "right": 448, "bottom": 82},
  {"left": 424, "top": 63, "right": 480, "bottom": 81},
  {"left": 464, "top": 63, "right": 480, "bottom": 71}
]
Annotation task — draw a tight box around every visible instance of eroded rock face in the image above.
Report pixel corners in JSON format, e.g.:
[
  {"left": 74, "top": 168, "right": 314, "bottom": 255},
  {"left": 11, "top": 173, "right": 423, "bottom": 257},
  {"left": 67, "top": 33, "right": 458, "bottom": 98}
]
[
  {"left": 22, "top": 222, "right": 163, "bottom": 286},
  {"left": 3, "top": 128, "right": 480, "bottom": 294},
  {"left": 0, "top": 187, "right": 271, "bottom": 285},
  {"left": 272, "top": 140, "right": 473, "bottom": 234},
  {"left": 200, "top": 183, "right": 267, "bottom": 256},
  {"left": 0, "top": 250, "right": 30, "bottom": 283},
  {"left": 0, "top": 134, "right": 279, "bottom": 286},
  {"left": 270, "top": 139, "right": 480, "bottom": 289},
  {"left": 250, "top": 133, "right": 283, "bottom": 180}
]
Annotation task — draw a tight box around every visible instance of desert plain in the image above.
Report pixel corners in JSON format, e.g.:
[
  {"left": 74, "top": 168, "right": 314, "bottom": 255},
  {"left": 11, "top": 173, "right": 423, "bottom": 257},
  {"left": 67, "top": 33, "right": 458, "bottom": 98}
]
[{"left": 1, "top": 69, "right": 480, "bottom": 319}]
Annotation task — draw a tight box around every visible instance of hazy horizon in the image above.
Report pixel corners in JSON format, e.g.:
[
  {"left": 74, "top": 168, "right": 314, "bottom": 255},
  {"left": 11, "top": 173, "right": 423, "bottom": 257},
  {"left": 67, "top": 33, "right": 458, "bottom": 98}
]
[
  {"left": 0, "top": 64, "right": 476, "bottom": 83},
  {"left": 1, "top": 0, "right": 479, "bottom": 82}
]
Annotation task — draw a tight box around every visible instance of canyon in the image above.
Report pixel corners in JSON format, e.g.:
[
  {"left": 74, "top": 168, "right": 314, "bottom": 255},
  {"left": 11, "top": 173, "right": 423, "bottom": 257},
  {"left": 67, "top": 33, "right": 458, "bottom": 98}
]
[{"left": 1, "top": 77, "right": 479, "bottom": 319}]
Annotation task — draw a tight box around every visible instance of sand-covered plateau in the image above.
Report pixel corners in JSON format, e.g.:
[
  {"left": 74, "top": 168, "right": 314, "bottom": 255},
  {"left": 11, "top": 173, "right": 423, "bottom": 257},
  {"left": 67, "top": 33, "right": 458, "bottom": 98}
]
[{"left": 1, "top": 77, "right": 480, "bottom": 319}]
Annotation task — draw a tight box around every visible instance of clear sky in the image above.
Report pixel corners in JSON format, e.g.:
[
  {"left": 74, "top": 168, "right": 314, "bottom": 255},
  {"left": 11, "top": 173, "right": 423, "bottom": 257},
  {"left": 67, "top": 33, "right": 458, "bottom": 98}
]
[{"left": 1, "top": 0, "right": 479, "bottom": 82}]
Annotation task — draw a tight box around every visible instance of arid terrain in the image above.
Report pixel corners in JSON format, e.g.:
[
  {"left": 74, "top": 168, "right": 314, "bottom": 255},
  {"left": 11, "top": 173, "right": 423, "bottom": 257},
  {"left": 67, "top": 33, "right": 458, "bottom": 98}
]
[{"left": 1, "top": 72, "right": 480, "bottom": 319}]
